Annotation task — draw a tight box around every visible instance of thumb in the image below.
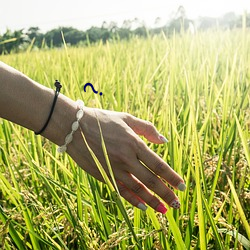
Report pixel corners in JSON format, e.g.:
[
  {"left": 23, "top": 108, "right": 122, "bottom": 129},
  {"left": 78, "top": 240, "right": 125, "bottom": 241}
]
[{"left": 125, "top": 115, "right": 168, "bottom": 144}]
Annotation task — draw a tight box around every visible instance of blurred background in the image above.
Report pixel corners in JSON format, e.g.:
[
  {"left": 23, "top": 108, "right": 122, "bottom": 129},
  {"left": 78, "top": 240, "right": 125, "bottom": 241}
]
[{"left": 0, "top": 0, "right": 249, "bottom": 53}]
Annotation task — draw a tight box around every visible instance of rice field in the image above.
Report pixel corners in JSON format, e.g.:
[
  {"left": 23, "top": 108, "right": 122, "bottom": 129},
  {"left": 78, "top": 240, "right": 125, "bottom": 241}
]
[{"left": 0, "top": 29, "right": 250, "bottom": 249}]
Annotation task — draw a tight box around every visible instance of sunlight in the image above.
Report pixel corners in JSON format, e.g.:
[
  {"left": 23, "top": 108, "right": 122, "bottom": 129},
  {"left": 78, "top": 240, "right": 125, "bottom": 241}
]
[{"left": 0, "top": 0, "right": 249, "bottom": 33}]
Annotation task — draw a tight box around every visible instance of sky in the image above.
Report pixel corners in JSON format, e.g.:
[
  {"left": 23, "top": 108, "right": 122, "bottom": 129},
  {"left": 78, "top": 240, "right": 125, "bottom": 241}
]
[{"left": 0, "top": 0, "right": 249, "bottom": 34}]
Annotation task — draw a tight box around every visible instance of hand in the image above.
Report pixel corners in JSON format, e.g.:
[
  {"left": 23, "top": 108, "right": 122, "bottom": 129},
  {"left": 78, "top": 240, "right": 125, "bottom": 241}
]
[
  {"left": 67, "top": 107, "right": 186, "bottom": 213},
  {"left": 0, "top": 62, "right": 185, "bottom": 213}
]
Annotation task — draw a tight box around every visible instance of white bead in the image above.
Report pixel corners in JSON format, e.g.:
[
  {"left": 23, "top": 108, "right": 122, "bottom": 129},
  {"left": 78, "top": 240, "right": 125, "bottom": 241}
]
[
  {"left": 72, "top": 121, "right": 79, "bottom": 131},
  {"left": 76, "top": 109, "right": 84, "bottom": 120},
  {"left": 57, "top": 145, "right": 67, "bottom": 153},
  {"left": 76, "top": 100, "right": 84, "bottom": 108},
  {"left": 65, "top": 133, "right": 73, "bottom": 144},
  {"left": 57, "top": 100, "right": 85, "bottom": 154}
]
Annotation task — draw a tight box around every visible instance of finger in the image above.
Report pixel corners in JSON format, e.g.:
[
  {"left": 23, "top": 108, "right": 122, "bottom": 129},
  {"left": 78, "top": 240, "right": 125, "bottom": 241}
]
[
  {"left": 122, "top": 163, "right": 181, "bottom": 210},
  {"left": 137, "top": 142, "right": 186, "bottom": 191},
  {"left": 117, "top": 173, "right": 168, "bottom": 213},
  {"left": 116, "top": 180, "right": 148, "bottom": 211},
  {"left": 125, "top": 115, "right": 168, "bottom": 144}
]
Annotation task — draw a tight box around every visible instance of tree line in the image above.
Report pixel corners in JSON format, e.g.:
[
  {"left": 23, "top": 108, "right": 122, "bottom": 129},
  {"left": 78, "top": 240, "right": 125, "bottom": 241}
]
[{"left": 0, "top": 10, "right": 249, "bottom": 54}]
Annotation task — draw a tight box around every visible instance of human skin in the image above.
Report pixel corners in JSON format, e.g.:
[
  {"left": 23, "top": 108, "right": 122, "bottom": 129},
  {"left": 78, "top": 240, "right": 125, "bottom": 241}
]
[{"left": 0, "top": 61, "right": 186, "bottom": 213}]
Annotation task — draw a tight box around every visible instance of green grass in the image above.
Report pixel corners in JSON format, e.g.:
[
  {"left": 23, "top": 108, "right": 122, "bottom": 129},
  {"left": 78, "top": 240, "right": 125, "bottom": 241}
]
[{"left": 0, "top": 29, "right": 250, "bottom": 249}]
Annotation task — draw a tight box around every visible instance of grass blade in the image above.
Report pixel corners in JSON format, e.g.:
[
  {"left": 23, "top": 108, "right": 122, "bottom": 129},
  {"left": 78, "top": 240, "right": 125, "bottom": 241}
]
[{"left": 227, "top": 177, "right": 250, "bottom": 240}]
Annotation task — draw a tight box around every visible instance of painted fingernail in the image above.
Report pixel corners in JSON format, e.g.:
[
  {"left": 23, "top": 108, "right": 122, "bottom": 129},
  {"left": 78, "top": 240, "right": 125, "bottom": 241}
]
[
  {"left": 177, "top": 182, "right": 186, "bottom": 191},
  {"left": 137, "top": 203, "right": 147, "bottom": 211},
  {"left": 156, "top": 203, "right": 168, "bottom": 214},
  {"left": 158, "top": 134, "right": 168, "bottom": 143},
  {"left": 170, "top": 199, "right": 181, "bottom": 209}
]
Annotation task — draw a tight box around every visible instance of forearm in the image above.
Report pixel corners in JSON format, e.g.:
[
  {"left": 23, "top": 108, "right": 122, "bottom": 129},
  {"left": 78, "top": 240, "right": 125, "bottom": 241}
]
[{"left": 0, "top": 61, "right": 77, "bottom": 145}]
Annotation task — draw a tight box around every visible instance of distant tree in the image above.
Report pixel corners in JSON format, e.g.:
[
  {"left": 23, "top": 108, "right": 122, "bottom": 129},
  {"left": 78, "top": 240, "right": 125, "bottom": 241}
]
[
  {"left": 86, "top": 26, "right": 105, "bottom": 43},
  {"left": 168, "top": 16, "right": 190, "bottom": 33},
  {"left": 0, "top": 29, "right": 15, "bottom": 53},
  {"left": 246, "top": 12, "right": 250, "bottom": 27},
  {"left": 101, "top": 21, "right": 108, "bottom": 29},
  {"left": 100, "top": 27, "right": 110, "bottom": 43},
  {"left": 168, "top": 5, "right": 192, "bottom": 34},
  {"left": 220, "top": 12, "right": 237, "bottom": 29},
  {"left": 64, "top": 28, "right": 86, "bottom": 45},
  {"left": 154, "top": 17, "right": 162, "bottom": 27},
  {"left": 133, "top": 26, "right": 147, "bottom": 37},
  {"left": 198, "top": 17, "right": 218, "bottom": 30},
  {"left": 0, "top": 29, "right": 29, "bottom": 54},
  {"left": 122, "top": 19, "right": 132, "bottom": 30},
  {"left": 176, "top": 5, "right": 186, "bottom": 20},
  {"left": 131, "top": 18, "right": 143, "bottom": 30},
  {"left": 1, "top": 12, "right": 249, "bottom": 54},
  {"left": 236, "top": 12, "right": 250, "bottom": 28},
  {"left": 45, "top": 27, "right": 85, "bottom": 47},
  {"left": 27, "top": 27, "right": 43, "bottom": 47},
  {"left": 27, "top": 27, "right": 40, "bottom": 40},
  {"left": 117, "top": 28, "right": 131, "bottom": 40},
  {"left": 45, "top": 28, "right": 63, "bottom": 47},
  {"left": 108, "top": 21, "right": 118, "bottom": 33}
]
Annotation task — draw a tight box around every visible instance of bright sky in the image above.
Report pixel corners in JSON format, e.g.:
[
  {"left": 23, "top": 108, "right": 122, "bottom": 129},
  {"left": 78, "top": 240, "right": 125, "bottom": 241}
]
[{"left": 0, "top": 0, "right": 249, "bottom": 34}]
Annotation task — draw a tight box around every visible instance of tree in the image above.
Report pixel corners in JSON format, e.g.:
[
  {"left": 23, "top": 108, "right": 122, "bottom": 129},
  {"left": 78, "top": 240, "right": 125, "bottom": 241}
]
[
  {"left": 108, "top": 21, "right": 118, "bottom": 33},
  {"left": 122, "top": 19, "right": 132, "bottom": 30},
  {"left": 27, "top": 27, "right": 43, "bottom": 47},
  {"left": 0, "top": 29, "right": 29, "bottom": 54},
  {"left": 45, "top": 27, "right": 85, "bottom": 47},
  {"left": 154, "top": 17, "right": 162, "bottom": 28},
  {"left": 168, "top": 5, "right": 194, "bottom": 34},
  {"left": 220, "top": 12, "right": 237, "bottom": 29}
]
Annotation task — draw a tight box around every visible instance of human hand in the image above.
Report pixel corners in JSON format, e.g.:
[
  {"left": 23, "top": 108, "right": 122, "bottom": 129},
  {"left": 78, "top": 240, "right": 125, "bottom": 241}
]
[
  {"left": 67, "top": 107, "right": 186, "bottom": 214},
  {"left": 0, "top": 62, "right": 185, "bottom": 214}
]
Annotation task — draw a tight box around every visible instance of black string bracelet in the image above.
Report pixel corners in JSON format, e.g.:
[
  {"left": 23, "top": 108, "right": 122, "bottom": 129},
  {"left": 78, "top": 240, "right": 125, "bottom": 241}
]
[{"left": 35, "top": 80, "right": 62, "bottom": 135}]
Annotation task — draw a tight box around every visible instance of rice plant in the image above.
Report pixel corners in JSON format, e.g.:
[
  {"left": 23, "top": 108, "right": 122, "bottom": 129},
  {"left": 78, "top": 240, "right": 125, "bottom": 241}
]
[{"left": 0, "top": 29, "right": 249, "bottom": 249}]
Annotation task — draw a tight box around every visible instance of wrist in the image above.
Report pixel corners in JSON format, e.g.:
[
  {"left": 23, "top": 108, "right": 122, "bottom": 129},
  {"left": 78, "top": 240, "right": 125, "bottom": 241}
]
[
  {"left": 35, "top": 80, "right": 62, "bottom": 135},
  {"left": 42, "top": 93, "right": 80, "bottom": 146}
]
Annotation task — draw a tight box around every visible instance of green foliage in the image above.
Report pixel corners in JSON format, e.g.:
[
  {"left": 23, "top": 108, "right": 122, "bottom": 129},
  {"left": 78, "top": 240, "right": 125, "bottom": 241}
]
[
  {"left": 1, "top": 12, "right": 250, "bottom": 54},
  {"left": 0, "top": 30, "right": 250, "bottom": 249},
  {"left": 0, "top": 29, "right": 29, "bottom": 54},
  {"left": 45, "top": 27, "right": 86, "bottom": 47}
]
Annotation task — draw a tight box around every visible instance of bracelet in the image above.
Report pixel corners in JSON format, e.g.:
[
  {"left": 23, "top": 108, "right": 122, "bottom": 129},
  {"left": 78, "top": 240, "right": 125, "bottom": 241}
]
[
  {"left": 35, "top": 80, "right": 62, "bottom": 135},
  {"left": 57, "top": 100, "right": 85, "bottom": 153}
]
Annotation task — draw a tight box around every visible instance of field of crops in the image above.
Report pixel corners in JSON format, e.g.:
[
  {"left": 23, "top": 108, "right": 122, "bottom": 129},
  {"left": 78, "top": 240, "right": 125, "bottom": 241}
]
[{"left": 0, "top": 29, "right": 250, "bottom": 249}]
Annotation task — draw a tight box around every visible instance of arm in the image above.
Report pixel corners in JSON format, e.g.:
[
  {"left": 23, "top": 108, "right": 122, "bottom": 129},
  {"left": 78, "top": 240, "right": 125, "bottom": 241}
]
[
  {"left": 0, "top": 61, "right": 77, "bottom": 146},
  {"left": 0, "top": 61, "right": 186, "bottom": 213}
]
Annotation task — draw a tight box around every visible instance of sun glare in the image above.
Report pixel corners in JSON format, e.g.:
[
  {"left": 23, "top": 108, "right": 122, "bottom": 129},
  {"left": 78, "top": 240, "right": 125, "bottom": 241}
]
[{"left": 0, "top": 0, "right": 249, "bottom": 33}]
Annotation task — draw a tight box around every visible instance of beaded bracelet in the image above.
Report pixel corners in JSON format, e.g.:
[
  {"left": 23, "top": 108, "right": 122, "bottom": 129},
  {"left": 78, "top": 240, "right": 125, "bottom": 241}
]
[{"left": 57, "top": 100, "right": 85, "bottom": 153}]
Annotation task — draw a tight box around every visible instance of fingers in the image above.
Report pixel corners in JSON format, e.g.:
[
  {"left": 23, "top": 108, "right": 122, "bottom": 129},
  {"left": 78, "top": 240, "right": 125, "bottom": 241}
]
[
  {"left": 123, "top": 114, "right": 185, "bottom": 190},
  {"left": 117, "top": 173, "right": 168, "bottom": 214},
  {"left": 137, "top": 142, "right": 186, "bottom": 191},
  {"left": 130, "top": 161, "right": 181, "bottom": 208},
  {"left": 116, "top": 180, "right": 147, "bottom": 211},
  {"left": 117, "top": 162, "right": 182, "bottom": 212},
  {"left": 125, "top": 115, "right": 168, "bottom": 144}
]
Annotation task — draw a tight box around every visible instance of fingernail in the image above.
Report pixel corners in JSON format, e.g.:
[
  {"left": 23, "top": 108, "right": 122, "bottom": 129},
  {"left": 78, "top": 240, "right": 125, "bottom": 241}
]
[
  {"left": 137, "top": 203, "right": 147, "bottom": 211},
  {"left": 158, "top": 134, "right": 168, "bottom": 143},
  {"left": 177, "top": 182, "right": 186, "bottom": 191},
  {"left": 170, "top": 199, "right": 181, "bottom": 209},
  {"left": 156, "top": 203, "right": 167, "bottom": 214}
]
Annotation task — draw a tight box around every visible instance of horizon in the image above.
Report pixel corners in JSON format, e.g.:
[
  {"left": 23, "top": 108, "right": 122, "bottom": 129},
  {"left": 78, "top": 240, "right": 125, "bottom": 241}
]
[{"left": 0, "top": 0, "right": 249, "bottom": 34}]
